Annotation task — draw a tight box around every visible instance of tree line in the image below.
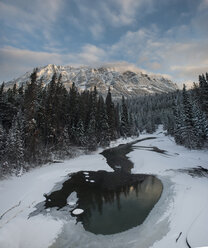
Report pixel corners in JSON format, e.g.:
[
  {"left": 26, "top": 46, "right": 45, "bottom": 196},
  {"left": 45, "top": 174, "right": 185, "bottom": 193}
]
[
  {"left": 173, "top": 73, "right": 208, "bottom": 148},
  {"left": 128, "top": 72, "right": 208, "bottom": 149},
  {"left": 1, "top": 70, "right": 208, "bottom": 176},
  {"left": 0, "top": 69, "right": 137, "bottom": 176}
]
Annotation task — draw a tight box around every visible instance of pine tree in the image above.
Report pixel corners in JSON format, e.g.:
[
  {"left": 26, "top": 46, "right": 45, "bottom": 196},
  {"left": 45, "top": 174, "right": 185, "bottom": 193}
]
[
  {"left": 199, "top": 74, "right": 208, "bottom": 116},
  {"left": 120, "top": 96, "right": 129, "bottom": 137},
  {"left": 5, "top": 113, "right": 25, "bottom": 174},
  {"left": 62, "top": 126, "right": 71, "bottom": 156},
  {"left": 45, "top": 73, "right": 58, "bottom": 146},
  {"left": 0, "top": 123, "right": 6, "bottom": 164},
  {"left": 192, "top": 100, "right": 208, "bottom": 147},
  {"left": 181, "top": 85, "right": 198, "bottom": 148},
  {"left": 145, "top": 112, "right": 156, "bottom": 134},
  {"left": 69, "top": 82, "right": 79, "bottom": 128},
  {"left": 0, "top": 85, "right": 18, "bottom": 130},
  {"left": 173, "top": 100, "right": 185, "bottom": 145},
  {"left": 86, "top": 112, "right": 97, "bottom": 151},
  {"left": 106, "top": 87, "right": 116, "bottom": 139},
  {"left": 114, "top": 103, "right": 121, "bottom": 137},
  {"left": 24, "top": 69, "right": 40, "bottom": 163},
  {"left": 128, "top": 113, "right": 138, "bottom": 136},
  {"left": 76, "top": 119, "right": 87, "bottom": 146},
  {"left": 0, "top": 82, "right": 5, "bottom": 100},
  {"left": 56, "top": 126, "right": 71, "bottom": 158},
  {"left": 97, "top": 95, "right": 110, "bottom": 146}
]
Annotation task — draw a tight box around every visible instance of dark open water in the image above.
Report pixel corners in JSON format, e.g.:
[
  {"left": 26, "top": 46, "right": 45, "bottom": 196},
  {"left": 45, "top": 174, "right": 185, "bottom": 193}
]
[{"left": 41, "top": 137, "right": 163, "bottom": 235}]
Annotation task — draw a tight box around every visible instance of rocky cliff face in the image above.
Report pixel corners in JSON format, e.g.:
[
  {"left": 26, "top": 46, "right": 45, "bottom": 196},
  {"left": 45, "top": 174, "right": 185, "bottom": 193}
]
[{"left": 6, "top": 64, "right": 178, "bottom": 98}]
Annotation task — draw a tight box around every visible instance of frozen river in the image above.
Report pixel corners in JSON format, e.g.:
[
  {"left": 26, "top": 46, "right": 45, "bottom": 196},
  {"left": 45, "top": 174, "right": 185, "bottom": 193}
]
[{"left": 0, "top": 129, "right": 208, "bottom": 248}]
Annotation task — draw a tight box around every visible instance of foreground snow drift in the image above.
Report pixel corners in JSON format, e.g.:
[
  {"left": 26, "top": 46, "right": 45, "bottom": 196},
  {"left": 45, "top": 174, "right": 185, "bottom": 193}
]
[{"left": 0, "top": 129, "right": 208, "bottom": 248}]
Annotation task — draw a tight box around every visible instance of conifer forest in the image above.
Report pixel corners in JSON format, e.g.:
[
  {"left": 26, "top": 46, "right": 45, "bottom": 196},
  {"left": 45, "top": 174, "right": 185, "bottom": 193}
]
[{"left": 0, "top": 70, "right": 208, "bottom": 176}]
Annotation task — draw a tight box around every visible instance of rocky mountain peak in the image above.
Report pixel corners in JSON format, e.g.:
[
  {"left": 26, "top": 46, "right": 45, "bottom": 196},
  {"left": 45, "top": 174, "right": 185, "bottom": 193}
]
[{"left": 5, "top": 64, "right": 178, "bottom": 98}]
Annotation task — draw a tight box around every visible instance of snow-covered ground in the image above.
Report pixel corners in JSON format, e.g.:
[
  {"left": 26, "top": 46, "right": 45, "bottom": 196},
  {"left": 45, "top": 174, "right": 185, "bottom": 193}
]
[{"left": 0, "top": 127, "right": 208, "bottom": 248}]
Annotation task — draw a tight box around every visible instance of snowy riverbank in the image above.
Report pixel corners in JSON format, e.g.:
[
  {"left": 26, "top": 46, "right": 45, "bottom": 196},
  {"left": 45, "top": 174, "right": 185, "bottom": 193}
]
[{"left": 0, "top": 128, "right": 208, "bottom": 248}]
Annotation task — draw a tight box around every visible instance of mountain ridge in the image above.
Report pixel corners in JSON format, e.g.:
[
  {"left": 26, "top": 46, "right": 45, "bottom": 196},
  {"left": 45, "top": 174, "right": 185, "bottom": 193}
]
[{"left": 5, "top": 64, "right": 178, "bottom": 98}]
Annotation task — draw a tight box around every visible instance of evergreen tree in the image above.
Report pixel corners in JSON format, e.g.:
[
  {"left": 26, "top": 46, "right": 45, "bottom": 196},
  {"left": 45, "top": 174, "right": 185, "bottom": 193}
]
[
  {"left": 192, "top": 100, "right": 208, "bottom": 147},
  {"left": 128, "top": 113, "right": 138, "bottom": 136},
  {"left": 23, "top": 69, "right": 40, "bottom": 163},
  {"left": 173, "top": 98, "right": 185, "bottom": 145},
  {"left": 86, "top": 112, "right": 97, "bottom": 150},
  {"left": 0, "top": 82, "right": 5, "bottom": 101},
  {"left": 5, "top": 113, "right": 24, "bottom": 174},
  {"left": 69, "top": 82, "right": 79, "bottom": 128},
  {"left": 0, "top": 123, "right": 6, "bottom": 164},
  {"left": 56, "top": 126, "right": 71, "bottom": 158},
  {"left": 3, "top": 70, "right": 208, "bottom": 174},
  {"left": 120, "top": 96, "right": 129, "bottom": 137},
  {"left": 97, "top": 95, "right": 110, "bottom": 146},
  {"left": 106, "top": 87, "right": 117, "bottom": 139},
  {"left": 180, "top": 85, "right": 198, "bottom": 148},
  {"left": 145, "top": 112, "right": 156, "bottom": 134},
  {"left": 76, "top": 119, "right": 87, "bottom": 146},
  {"left": 199, "top": 74, "right": 208, "bottom": 116}
]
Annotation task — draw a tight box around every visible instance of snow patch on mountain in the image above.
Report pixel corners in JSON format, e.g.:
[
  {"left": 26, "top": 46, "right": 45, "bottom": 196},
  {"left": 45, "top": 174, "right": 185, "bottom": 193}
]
[{"left": 5, "top": 64, "right": 178, "bottom": 98}]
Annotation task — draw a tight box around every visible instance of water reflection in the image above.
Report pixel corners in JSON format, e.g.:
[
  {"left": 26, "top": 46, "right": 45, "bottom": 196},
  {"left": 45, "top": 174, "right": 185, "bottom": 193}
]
[
  {"left": 41, "top": 137, "right": 165, "bottom": 235},
  {"left": 44, "top": 170, "right": 163, "bottom": 235}
]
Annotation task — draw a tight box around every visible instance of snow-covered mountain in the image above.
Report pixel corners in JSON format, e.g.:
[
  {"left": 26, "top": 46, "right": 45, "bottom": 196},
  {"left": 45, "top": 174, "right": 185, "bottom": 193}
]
[{"left": 6, "top": 64, "right": 178, "bottom": 98}]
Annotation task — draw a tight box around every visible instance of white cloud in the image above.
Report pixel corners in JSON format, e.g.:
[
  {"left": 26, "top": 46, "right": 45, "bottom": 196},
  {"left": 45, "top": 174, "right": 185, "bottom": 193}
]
[
  {"left": 1, "top": 0, "right": 208, "bottom": 85},
  {"left": 100, "top": 61, "right": 147, "bottom": 74},
  {"left": 0, "top": 44, "right": 161, "bottom": 83},
  {"left": 0, "top": 0, "right": 64, "bottom": 45},
  {"left": 107, "top": 0, "right": 154, "bottom": 26},
  {"left": 0, "top": 46, "right": 63, "bottom": 81},
  {"left": 77, "top": 44, "right": 107, "bottom": 64},
  {"left": 74, "top": 2, "right": 105, "bottom": 38},
  {"left": 191, "top": 1, "right": 208, "bottom": 36},
  {"left": 171, "top": 65, "right": 208, "bottom": 82},
  {"left": 198, "top": 0, "right": 208, "bottom": 10},
  {"left": 148, "top": 62, "right": 162, "bottom": 70},
  {"left": 107, "top": 25, "right": 208, "bottom": 84},
  {"left": 72, "top": 0, "right": 154, "bottom": 39},
  {"left": 1, "top": 28, "right": 208, "bottom": 85},
  {"left": 89, "top": 24, "right": 105, "bottom": 40},
  {"left": 0, "top": 0, "right": 155, "bottom": 43},
  {"left": 0, "top": 44, "right": 109, "bottom": 81},
  {"left": 100, "top": 1, "right": 135, "bottom": 27}
]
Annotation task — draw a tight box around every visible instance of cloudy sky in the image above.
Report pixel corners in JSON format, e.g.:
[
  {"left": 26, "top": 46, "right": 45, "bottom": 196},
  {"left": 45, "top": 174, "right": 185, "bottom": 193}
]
[{"left": 0, "top": 0, "right": 208, "bottom": 85}]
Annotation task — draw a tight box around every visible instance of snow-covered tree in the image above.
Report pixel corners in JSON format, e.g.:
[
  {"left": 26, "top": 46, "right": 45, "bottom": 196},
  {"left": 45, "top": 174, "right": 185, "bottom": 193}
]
[
  {"left": 5, "top": 113, "right": 25, "bottom": 174},
  {"left": 76, "top": 119, "right": 87, "bottom": 146},
  {"left": 0, "top": 123, "right": 6, "bottom": 163},
  {"left": 120, "top": 96, "right": 129, "bottom": 137}
]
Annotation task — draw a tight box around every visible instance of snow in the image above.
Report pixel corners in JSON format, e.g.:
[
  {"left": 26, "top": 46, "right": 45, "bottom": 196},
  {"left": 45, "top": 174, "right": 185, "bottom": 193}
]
[
  {"left": 67, "top": 202, "right": 76, "bottom": 208},
  {"left": 129, "top": 127, "right": 208, "bottom": 248},
  {"left": 0, "top": 153, "right": 112, "bottom": 248},
  {"left": 67, "top": 192, "right": 77, "bottom": 208},
  {"left": 0, "top": 126, "right": 208, "bottom": 248},
  {"left": 72, "top": 209, "right": 84, "bottom": 215},
  {"left": 6, "top": 64, "right": 177, "bottom": 98},
  {"left": 0, "top": 215, "right": 63, "bottom": 248},
  {"left": 187, "top": 202, "right": 208, "bottom": 247}
]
